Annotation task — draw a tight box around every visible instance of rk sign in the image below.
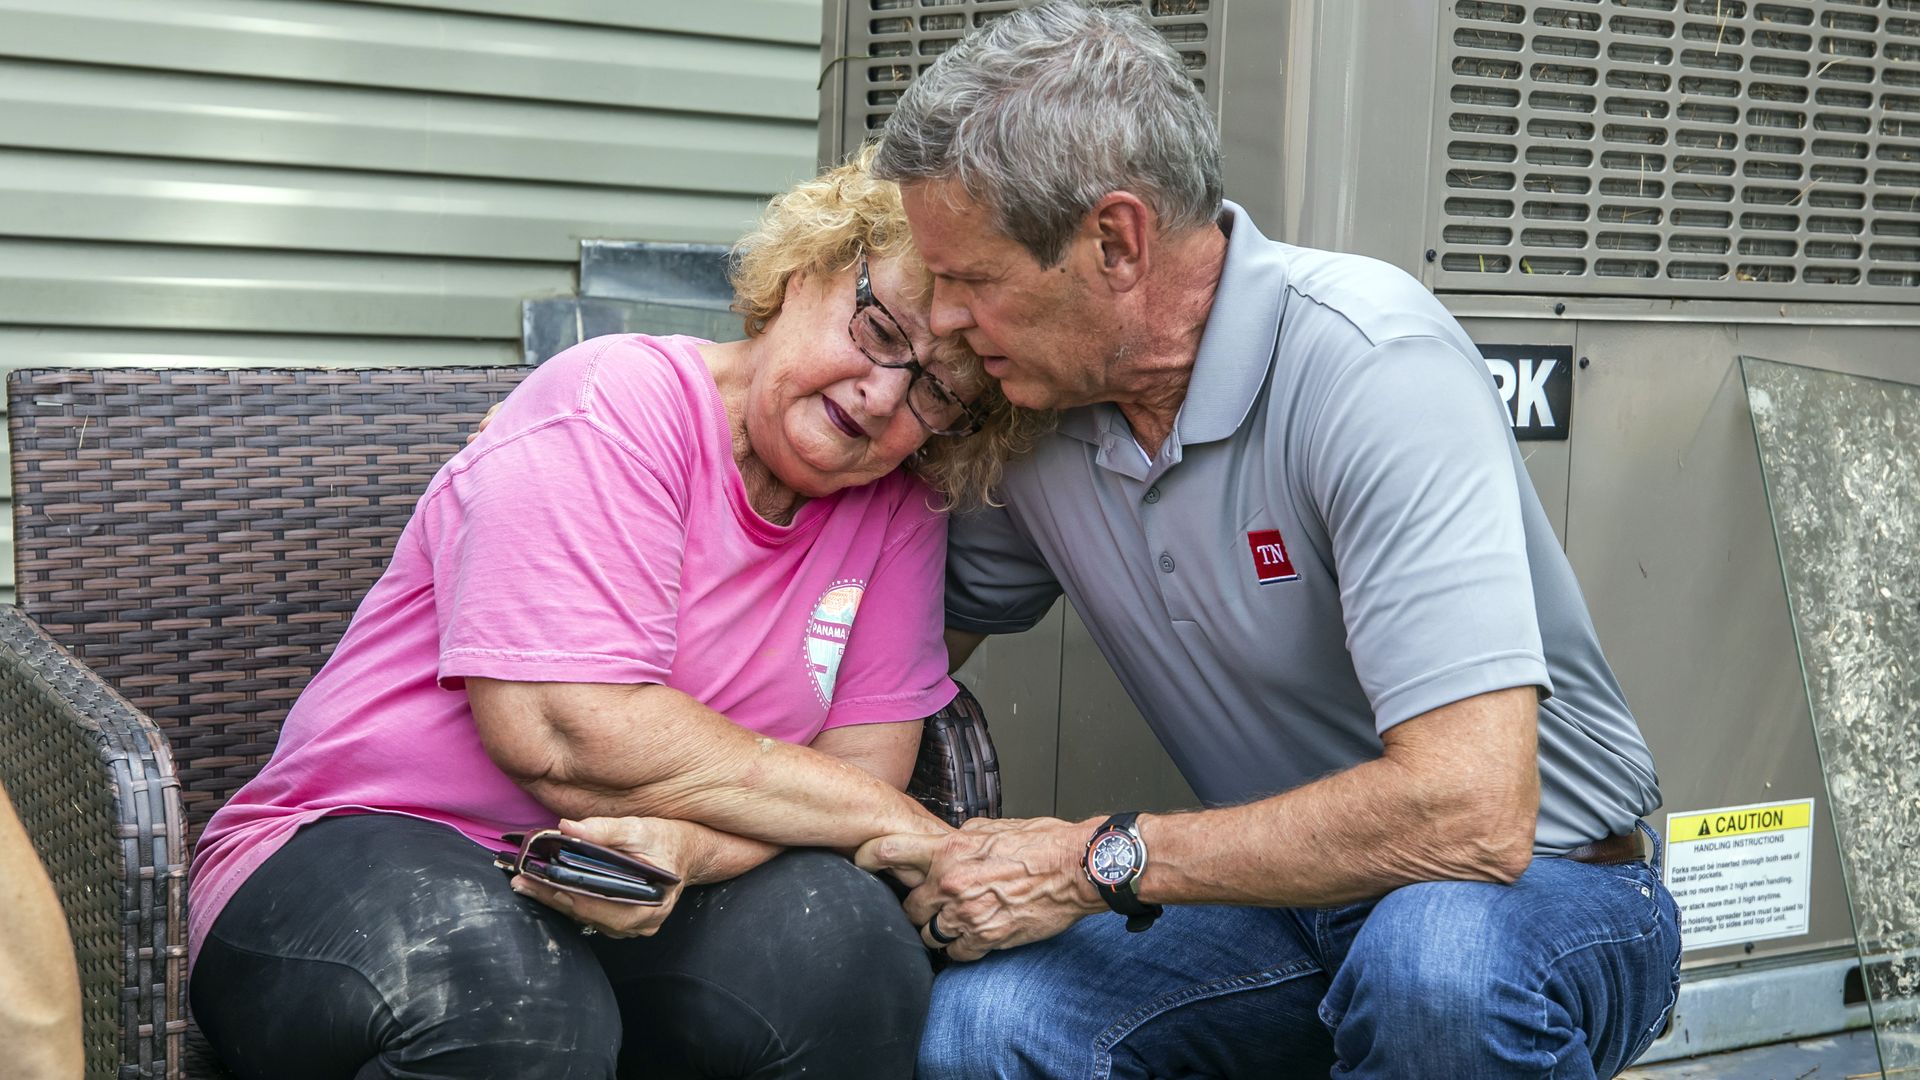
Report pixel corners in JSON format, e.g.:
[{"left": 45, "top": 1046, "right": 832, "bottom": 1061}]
[{"left": 1479, "top": 344, "right": 1573, "bottom": 441}]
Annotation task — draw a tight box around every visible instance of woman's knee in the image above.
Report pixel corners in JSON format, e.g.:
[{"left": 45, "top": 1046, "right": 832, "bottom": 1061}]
[
  {"left": 611, "top": 850, "right": 932, "bottom": 1078},
  {"left": 195, "top": 816, "right": 623, "bottom": 1077},
  {"left": 688, "top": 849, "right": 930, "bottom": 1013}
]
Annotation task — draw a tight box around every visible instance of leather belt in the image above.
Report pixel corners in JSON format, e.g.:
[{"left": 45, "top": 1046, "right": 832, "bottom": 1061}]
[{"left": 1562, "top": 832, "right": 1646, "bottom": 865}]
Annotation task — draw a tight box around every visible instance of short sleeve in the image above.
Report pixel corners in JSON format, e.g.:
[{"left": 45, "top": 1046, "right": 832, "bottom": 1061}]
[
  {"left": 944, "top": 503, "right": 1063, "bottom": 635},
  {"left": 1303, "top": 335, "right": 1551, "bottom": 732},
  {"left": 820, "top": 506, "right": 958, "bottom": 728},
  {"left": 426, "top": 416, "right": 689, "bottom": 687}
]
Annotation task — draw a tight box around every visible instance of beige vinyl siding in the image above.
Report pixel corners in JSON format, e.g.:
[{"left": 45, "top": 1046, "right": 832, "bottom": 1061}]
[{"left": 0, "top": 0, "right": 823, "bottom": 594}]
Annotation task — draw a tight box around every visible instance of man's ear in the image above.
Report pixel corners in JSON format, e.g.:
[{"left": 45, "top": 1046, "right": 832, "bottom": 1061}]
[{"left": 1087, "top": 192, "right": 1153, "bottom": 293}]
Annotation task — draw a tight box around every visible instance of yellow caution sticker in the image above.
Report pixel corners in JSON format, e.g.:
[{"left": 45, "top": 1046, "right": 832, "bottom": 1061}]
[
  {"left": 1668, "top": 800, "right": 1813, "bottom": 843},
  {"left": 1664, "top": 797, "right": 1818, "bottom": 950}
]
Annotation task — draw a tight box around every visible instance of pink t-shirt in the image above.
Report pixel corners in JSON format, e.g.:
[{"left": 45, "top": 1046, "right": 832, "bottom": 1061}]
[{"left": 187, "top": 334, "right": 956, "bottom": 966}]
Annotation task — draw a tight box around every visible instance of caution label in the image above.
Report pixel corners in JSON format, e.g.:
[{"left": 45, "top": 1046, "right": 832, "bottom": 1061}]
[
  {"left": 1669, "top": 802, "right": 1813, "bottom": 842},
  {"left": 1664, "top": 798, "right": 1816, "bottom": 951}
]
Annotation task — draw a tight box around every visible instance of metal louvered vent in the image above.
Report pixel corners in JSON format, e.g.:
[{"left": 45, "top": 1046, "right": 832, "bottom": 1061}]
[
  {"left": 836, "top": 0, "right": 1219, "bottom": 155},
  {"left": 1434, "top": 0, "right": 1920, "bottom": 300}
]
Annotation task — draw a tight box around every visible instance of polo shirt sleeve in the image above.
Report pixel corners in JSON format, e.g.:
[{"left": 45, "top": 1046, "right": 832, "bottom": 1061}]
[
  {"left": 427, "top": 415, "right": 687, "bottom": 687},
  {"left": 822, "top": 507, "right": 959, "bottom": 728},
  {"left": 1302, "top": 335, "right": 1551, "bottom": 733},
  {"left": 944, "top": 502, "right": 1063, "bottom": 635}
]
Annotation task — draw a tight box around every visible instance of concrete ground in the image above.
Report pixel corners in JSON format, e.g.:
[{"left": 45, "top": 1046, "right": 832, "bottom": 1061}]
[{"left": 1623, "top": 1028, "right": 1894, "bottom": 1079}]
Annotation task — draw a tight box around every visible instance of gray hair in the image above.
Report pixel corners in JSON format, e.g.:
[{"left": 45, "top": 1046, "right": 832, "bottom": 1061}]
[{"left": 872, "top": 0, "right": 1223, "bottom": 267}]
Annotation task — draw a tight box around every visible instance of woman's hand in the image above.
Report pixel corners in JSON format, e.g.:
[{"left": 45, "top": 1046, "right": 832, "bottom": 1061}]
[
  {"left": 466, "top": 401, "right": 505, "bottom": 444},
  {"left": 508, "top": 816, "right": 696, "bottom": 939}
]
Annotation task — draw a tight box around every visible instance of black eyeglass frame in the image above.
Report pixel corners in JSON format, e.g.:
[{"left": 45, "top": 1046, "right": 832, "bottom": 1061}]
[{"left": 849, "top": 256, "right": 984, "bottom": 438}]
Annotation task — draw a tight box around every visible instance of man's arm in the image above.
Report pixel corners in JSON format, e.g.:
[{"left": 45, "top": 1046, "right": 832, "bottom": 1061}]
[
  {"left": 0, "top": 780, "right": 81, "bottom": 1077},
  {"left": 1141, "top": 684, "right": 1538, "bottom": 906},
  {"left": 859, "top": 685, "right": 1539, "bottom": 960},
  {"left": 944, "top": 628, "right": 987, "bottom": 674}
]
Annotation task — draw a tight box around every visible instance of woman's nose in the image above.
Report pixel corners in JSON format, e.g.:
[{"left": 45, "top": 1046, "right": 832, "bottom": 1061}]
[{"left": 858, "top": 362, "right": 914, "bottom": 415}]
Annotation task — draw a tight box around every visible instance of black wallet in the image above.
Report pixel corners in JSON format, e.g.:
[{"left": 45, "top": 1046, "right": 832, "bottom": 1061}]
[{"left": 495, "top": 829, "right": 682, "bottom": 905}]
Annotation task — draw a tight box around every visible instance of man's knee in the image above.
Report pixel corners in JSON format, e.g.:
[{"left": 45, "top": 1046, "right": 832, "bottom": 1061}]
[
  {"left": 919, "top": 960, "right": 1050, "bottom": 1080},
  {"left": 1330, "top": 881, "right": 1516, "bottom": 1024},
  {"left": 1324, "top": 868, "right": 1667, "bottom": 1076}
]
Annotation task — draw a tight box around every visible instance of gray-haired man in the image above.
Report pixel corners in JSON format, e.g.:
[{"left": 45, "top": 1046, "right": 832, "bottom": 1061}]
[{"left": 854, "top": 3, "right": 1681, "bottom": 1078}]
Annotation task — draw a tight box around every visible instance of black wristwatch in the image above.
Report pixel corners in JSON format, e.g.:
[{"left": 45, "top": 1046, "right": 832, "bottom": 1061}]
[{"left": 1083, "top": 811, "right": 1163, "bottom": 932}]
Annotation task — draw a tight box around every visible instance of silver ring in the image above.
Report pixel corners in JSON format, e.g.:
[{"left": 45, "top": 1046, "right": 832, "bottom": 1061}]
[
  {"left": 926, "top": 912, "right": 959, "bottom": 947},
  {"left": 579, "top": 925, "right": 599, "bottom": 937}
]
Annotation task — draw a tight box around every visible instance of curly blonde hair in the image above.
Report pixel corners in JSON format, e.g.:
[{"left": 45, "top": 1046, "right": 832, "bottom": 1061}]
[{"left": 730, "top": 144, "right": 1053, "bottom": 509}]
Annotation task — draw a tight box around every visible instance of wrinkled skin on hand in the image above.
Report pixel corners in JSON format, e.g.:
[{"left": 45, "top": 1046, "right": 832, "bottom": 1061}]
[
  {"left": 466, "top": 401, "right": 505, "bottom": 445},
  {"left": 509, "top": 816, "right": 691, "bottom": 939},
  {"left": 857, "top": 816, "right": 1107, "bottom": 961}
]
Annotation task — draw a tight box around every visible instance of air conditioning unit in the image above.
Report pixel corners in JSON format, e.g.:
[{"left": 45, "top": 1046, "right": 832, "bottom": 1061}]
[{"left": 819, "top": 0, "right": 1920, "bottom": 1060}]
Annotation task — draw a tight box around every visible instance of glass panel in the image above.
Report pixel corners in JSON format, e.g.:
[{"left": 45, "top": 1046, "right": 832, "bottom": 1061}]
[{"left": 1741, "top": 355, "right": 1920, "bottom": 1075}]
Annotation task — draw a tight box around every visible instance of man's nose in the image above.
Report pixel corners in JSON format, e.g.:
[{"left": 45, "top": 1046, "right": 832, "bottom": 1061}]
[{"left": 927, "top": 282, "right": 975, "bottom": 338}]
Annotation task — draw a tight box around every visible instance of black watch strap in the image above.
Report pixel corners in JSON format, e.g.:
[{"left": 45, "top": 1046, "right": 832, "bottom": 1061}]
[{"left": 1084, "top": 811, "right": 1163, "bottom": 932}]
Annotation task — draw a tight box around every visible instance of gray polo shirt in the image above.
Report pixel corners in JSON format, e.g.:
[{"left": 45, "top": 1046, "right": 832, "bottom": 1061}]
[{"left": 947, "top": 202, "right": 1660, "bottom": 853}]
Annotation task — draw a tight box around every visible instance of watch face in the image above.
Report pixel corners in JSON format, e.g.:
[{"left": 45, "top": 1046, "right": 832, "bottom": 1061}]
[{"left": 1087, "top": 831, "right": 1140, "bottom": 886}]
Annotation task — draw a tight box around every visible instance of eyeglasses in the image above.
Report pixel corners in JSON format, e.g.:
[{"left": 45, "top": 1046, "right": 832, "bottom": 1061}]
[
  {"left": 849, "top": 256, "right": 983, "bottom": 438},
  {"left": 493, "top": 829, "right": 679, "bottom": 905}
]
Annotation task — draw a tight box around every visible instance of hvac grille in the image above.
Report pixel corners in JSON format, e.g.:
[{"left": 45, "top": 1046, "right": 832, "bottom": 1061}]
[
  {"left": 840, "top": 0, "right": 1219, "bottom": 148},
  {"left": 1435, "top": 0, "right": 1920, "bottom": 300}
]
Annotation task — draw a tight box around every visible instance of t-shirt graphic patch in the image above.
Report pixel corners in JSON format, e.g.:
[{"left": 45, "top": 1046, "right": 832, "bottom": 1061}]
[
  {"left": 804, "top": 580, "right": 865, "bottom": 705},
  {"left": 1246, "top": 529, "right": 1299, "bottom": 585}
]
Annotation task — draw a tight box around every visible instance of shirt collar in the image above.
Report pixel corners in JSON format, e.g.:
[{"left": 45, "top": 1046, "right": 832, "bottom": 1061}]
[{"left": 1054, "top": 201, "right": 1287, "bottom": 450}]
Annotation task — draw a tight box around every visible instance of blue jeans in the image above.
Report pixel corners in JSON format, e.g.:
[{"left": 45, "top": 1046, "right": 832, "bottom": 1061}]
[{"left": 920, "top": 840, "right": 1681, "bottom": 1080}]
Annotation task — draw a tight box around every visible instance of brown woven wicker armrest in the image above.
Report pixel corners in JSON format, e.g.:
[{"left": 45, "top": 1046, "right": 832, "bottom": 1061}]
[
  {"left": 0, "top": 606, "right": 186, "bottom": 1080},
  {"left": 906, "top": 684, "right": 1000, "bottom": 827}
]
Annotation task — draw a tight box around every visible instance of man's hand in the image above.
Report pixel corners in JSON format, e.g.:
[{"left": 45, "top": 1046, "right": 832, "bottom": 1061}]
[
  {"left": 509, "top": 816, "right": 693, "bottom": 939},
  {"left": 857, "top": 816, "right": 1106, "bottom": 962}
]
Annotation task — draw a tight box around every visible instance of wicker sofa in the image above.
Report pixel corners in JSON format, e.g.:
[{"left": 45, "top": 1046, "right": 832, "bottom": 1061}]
[{"left": 0, "top": 366, "right": 998, "bottom": 1080}]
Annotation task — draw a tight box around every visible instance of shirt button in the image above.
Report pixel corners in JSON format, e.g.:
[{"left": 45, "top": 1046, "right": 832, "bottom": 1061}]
[
  {"left": 1158, "top": 553, "right": 1175, "bottom": 574},
  {"left": 1144, "top": 487, "right": 1160, "bottom": 504}
]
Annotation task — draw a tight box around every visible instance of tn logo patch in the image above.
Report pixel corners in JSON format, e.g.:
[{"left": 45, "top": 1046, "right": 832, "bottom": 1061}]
[{"left": 1246, "top": 529, "right": 1299, "bottom": 585}]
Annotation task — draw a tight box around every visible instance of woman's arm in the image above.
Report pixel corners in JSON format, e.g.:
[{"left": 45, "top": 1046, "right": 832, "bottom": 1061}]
[
  {"left": 468, "top": 678, "right": 946, "bottom": 850},
  {"left": 492, "top": 697, "right": 932, "bottom": 936},
  {"left": 812, "top": 719, "right": 922, "bottom": 792},
  {"left": 618, "top": 719, "right": 926, "bottom": 888}
]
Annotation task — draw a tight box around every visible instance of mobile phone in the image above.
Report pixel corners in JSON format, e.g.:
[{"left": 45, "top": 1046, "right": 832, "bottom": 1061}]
[
  {"left": 539, "top": 860, "right": 668, "bottom": 904},
  {"left": 563, "top": 838, "right": 677, "bottom": 885},
  {"left": 551, "top": 846, "right": 651, "bottom": 879}
]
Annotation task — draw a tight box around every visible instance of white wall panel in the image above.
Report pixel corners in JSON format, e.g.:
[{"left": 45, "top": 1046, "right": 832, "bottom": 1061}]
[
  {"left": 0, "top": 239, "right": 571, "bottom": 336},
  {"left": 332, "top": 0, "right": 822, "bottom": 44},
  {"left": 0, "top": 0, "right": 818, "bottom": 120},
  {"left": 0, "top": 60, "right": 814, "bottom": 194},
  {"left": 0, "top": 150, "right": 772, "bottom": 259}
]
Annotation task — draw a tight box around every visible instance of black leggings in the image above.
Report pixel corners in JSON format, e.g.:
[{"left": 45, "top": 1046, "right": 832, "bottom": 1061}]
[{"left": 191, "top": 815, "right": 933, "bottom": 1080}]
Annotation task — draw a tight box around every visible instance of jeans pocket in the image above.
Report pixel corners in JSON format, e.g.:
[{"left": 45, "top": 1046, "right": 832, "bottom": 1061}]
[
  {"left": 1625, "top": 957, "right": 1682, "bottom": 1066},
  {"left": 1623, "top": 875, "right": 1685, "bottom": 1067}
]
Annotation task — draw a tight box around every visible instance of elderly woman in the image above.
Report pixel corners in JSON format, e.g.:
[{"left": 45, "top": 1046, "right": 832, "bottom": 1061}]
[{"left": 186, "top": 151, "right": 1043, "bottom": 1080}]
